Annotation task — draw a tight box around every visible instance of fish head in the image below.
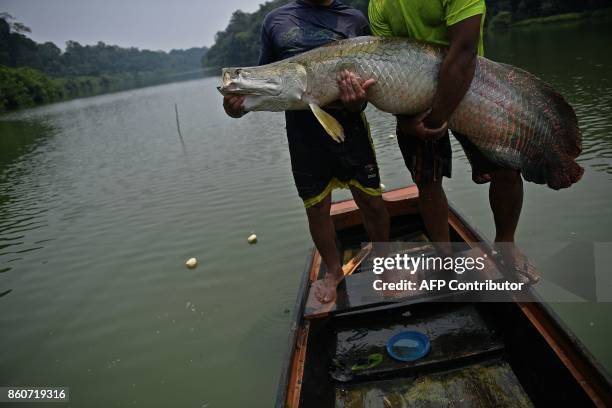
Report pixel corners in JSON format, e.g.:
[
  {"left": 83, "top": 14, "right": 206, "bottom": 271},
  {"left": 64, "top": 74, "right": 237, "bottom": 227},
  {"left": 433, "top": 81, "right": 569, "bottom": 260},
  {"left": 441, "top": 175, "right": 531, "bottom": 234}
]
[{"left": 218, "top": 62, "right": 307, "bottom": 111}]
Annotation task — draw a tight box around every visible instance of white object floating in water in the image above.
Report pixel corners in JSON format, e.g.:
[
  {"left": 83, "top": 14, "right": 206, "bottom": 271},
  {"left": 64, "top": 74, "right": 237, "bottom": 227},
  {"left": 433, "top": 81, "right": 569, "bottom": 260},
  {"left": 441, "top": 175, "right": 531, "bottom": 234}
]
[
  {"left": 247, "top": 233, "right": 258, "bottom": 244},
  {"left": 388, "top": 134, "right": 395, "bottom": 139},
  {"left": 185, "top": 257, "right": 198, "bottom": 269},
  {"left": 380, "top": 183, "right": 386, "bottom": 191}
]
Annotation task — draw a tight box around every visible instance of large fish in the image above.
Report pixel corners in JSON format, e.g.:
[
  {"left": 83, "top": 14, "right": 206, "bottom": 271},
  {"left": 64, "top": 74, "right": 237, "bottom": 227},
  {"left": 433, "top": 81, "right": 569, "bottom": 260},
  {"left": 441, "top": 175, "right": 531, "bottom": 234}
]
[{"left": 218, "top": 36, "right": 583, "bottom": 189}]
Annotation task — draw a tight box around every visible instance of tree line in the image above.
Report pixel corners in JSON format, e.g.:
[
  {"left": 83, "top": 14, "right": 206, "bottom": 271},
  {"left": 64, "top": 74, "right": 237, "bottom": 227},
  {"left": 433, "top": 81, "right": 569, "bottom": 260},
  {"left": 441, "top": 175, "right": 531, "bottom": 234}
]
[
  {"left": 0, "top": 13, "right": 208, "bottom": 112},
  {"left": 487, "top": 0, "right": 609, "bottom": 21},
  {"left": 202, "top": 0, "right": 610, "bottom": 70}
]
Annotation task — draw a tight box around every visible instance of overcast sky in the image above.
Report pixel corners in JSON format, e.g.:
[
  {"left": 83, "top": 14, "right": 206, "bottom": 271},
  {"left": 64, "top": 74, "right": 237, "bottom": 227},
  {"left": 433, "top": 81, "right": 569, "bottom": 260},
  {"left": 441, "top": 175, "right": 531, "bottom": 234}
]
[{"left": 1, "top": 0, "right": 262, "bottom": 51}]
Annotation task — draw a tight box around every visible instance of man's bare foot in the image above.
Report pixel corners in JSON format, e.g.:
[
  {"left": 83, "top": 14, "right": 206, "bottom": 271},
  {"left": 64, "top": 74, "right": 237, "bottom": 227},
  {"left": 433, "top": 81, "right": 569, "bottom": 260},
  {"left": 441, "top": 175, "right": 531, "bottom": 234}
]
[
  {"left": 493, "top": 243, "right": 540, "bottom": 284},
  {"left": 314, "top": 269, "right": 344, "bottom": 304}
]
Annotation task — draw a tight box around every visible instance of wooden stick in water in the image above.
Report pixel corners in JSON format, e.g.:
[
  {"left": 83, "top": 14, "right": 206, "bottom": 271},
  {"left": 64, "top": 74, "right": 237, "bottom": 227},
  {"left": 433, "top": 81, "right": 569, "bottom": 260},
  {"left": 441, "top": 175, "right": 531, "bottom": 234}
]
[{"left": 175, "top": 103, "right": 187, "bottom": 155}]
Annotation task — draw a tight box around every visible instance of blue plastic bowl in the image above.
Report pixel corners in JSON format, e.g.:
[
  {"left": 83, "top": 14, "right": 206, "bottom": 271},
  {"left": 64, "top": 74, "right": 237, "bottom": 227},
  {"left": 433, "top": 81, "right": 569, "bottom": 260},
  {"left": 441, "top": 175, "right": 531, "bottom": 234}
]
[{"left": 386, "top": 331, "right": 431, "bottom": 362}]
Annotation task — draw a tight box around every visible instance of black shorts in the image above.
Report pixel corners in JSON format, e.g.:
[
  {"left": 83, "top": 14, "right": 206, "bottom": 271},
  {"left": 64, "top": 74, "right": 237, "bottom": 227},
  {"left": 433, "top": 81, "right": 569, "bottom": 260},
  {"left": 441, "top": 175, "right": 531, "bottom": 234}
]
[
  {"left": 396, "top": 122, "right": 502, "bottom": 184},
  {"left": 286, "top": 109, "right": 381, "bottom": 208}
]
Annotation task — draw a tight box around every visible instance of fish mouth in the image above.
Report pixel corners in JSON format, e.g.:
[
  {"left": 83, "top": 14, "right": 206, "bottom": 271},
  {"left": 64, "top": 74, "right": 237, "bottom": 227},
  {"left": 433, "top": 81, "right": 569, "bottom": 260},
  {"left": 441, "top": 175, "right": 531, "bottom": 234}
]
[
  {"left": 218, "top": 68, "right": 282, "bottom": 96},
  {"left": 217, "top": 82, "right": 282, "bottom": 96}
]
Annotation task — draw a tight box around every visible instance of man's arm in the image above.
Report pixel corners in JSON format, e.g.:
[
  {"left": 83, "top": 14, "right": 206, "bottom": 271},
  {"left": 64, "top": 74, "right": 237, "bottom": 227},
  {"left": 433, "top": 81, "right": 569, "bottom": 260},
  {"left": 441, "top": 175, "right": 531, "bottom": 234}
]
[
  {"left": 397, "top": 14, "right": 481, "bottom": 140},
  {"left": 424, "top": 14, "right": 481, "bottom": 130}
]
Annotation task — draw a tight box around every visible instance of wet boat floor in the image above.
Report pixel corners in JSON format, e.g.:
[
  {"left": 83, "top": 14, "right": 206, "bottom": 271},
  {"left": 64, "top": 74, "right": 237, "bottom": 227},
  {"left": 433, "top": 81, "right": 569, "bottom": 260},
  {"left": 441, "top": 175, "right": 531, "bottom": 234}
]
[
  {"left": 330, "top": 304, "right": 532, "bottom": 407},
  {"left": 334, "top": 360, "right": 533, "bottom": 408}
]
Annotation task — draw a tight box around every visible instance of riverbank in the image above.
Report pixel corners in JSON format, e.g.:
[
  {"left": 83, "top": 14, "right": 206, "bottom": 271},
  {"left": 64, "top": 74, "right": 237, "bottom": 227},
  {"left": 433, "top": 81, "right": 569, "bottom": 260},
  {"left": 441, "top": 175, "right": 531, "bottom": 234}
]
[
  {"left": 0, "top": 66, "right": 207, "bottom": 113},
  {"left": 516, "top": 7, "right": 612, "bottom": 26},
  {"left": 1, "top": 14, "right": 210, "bottom": 113},
  {"left": 489, "top": 7, "right": 612, "bottom": 31}
]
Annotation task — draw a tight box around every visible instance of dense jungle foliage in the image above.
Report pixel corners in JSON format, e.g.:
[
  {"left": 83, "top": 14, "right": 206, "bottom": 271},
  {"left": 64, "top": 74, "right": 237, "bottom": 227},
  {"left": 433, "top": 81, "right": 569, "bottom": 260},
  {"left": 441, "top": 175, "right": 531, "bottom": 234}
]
[{"left": 0, "top": 13, "right": 207, "bottom": 111}]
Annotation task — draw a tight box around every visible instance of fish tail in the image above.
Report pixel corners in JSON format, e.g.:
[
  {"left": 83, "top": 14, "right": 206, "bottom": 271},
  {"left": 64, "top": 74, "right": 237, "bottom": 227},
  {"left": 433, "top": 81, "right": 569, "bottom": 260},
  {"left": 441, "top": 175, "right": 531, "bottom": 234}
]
[
  {"left": 543, "top": 86, "right": 583, "bottom": 189},
  {"left": 532, "top": 71, "right": 583, "bottom": 189},
  {"left": 521, "top": 150, "right": 584, "bottom": 189},
  {"left": 546, "top": 160, "right": 584, "bottom": 190}
]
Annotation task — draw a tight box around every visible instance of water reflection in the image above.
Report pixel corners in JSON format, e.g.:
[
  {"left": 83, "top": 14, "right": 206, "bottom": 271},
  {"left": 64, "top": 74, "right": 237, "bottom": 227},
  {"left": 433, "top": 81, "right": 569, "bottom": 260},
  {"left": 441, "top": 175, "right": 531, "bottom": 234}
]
[
  {"left": 0, "top": 120, "right": 54, "bottom": 169},
  {"left": 0, "top": 121, "right": 57, "bottom": 276}
]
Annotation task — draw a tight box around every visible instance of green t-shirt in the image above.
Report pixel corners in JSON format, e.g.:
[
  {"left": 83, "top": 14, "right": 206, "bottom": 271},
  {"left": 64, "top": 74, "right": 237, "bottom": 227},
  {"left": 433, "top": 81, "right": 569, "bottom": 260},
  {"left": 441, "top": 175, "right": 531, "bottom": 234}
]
[{"left": 368, "top": 0, "right": 486, "bottom": 56}]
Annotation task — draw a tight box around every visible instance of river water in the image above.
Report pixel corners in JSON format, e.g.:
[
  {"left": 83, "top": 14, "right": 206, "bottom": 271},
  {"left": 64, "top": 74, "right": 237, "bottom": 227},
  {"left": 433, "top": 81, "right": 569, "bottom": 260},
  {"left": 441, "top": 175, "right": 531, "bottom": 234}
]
[{"left": 0, "top": 21, "right": 611, "bottom": 408}]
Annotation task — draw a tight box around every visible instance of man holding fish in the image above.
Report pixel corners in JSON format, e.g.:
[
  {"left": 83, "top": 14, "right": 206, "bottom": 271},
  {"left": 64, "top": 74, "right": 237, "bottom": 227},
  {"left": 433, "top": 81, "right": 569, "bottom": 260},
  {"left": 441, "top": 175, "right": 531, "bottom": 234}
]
[
  {"left": 368, "top": 0, "right": 538, "bottom": 282},
  {"left": 223, "top": 0, "right": 391, "bottom": 303},
  {"left": 219, "top": 0, "right": 578, "bottom": 297}
]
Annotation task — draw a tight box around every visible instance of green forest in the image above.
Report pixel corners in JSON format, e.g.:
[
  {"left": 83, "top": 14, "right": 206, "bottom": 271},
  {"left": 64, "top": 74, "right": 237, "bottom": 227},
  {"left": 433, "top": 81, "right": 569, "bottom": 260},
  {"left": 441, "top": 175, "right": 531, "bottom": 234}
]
[
  {"left": 202, "top": 0, "right": 611, "bottom": 70},
  {"left": 0, "top": 13, "right": 208, "bottom": 112}
]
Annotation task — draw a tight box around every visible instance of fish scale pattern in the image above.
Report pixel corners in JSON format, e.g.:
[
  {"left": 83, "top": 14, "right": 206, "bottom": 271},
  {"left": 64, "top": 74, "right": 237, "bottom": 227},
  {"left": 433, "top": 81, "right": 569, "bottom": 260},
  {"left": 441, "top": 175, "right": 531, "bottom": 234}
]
[
  {"left": 297, "top": 37, "right": 439, "bottom": 114},
  {"left": 451, "top": 58, "right": 582, "bottom": 187},
  {"left": 229, "top": 36, "right": 583, "bottom": 189},
  {"left": 295, "top": 36, "right": 582, "bottom": 189}
]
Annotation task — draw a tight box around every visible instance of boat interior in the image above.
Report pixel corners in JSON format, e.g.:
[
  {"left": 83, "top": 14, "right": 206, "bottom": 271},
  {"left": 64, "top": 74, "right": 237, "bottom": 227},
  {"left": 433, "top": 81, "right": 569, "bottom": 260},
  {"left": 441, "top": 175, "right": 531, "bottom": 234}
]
[{"left": 280, "top": 187, "right": 610, "bottom": 407}]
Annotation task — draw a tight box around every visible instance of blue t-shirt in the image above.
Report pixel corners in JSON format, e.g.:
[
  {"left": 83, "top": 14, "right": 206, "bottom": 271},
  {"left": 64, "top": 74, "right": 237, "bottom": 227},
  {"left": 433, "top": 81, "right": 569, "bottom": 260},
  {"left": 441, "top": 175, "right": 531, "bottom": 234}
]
[
  {"left": 259, "top": 0, "right": 371, "bottom": 143},
  {"left": 259, "top": 0, "right": 370, "bottom": 64}
]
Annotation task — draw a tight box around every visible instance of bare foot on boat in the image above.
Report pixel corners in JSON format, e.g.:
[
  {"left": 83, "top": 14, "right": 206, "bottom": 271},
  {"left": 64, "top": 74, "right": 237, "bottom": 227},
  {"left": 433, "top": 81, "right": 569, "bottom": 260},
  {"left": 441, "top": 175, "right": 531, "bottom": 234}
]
[
  {"left": 314, "top": 268, "right": 344, "bottom": 304},
  {"left": 493, "top": 243, "right": 540, "bottom": 284}
]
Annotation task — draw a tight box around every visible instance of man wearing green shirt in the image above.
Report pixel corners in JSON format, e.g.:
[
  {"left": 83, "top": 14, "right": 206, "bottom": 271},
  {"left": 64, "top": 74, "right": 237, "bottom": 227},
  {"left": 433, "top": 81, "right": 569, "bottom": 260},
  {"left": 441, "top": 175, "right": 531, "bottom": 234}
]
[{"left": 368, "top": 0, "right": 536, "bottom": 281}]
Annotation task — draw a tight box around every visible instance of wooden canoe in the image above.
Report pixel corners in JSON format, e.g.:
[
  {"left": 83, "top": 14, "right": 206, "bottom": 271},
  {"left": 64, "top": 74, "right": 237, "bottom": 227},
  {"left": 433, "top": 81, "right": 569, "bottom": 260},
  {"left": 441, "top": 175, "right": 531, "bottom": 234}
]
[{"left": 275, "top": 186, "right": 612, "bottom": 408}]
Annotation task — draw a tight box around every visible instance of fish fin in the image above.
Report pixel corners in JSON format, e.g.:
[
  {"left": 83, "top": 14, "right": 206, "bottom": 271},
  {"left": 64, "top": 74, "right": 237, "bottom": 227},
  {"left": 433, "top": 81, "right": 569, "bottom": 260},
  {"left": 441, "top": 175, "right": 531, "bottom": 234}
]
[{"left": 309, "top": 103, "right": 345, "bottom": 143}]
